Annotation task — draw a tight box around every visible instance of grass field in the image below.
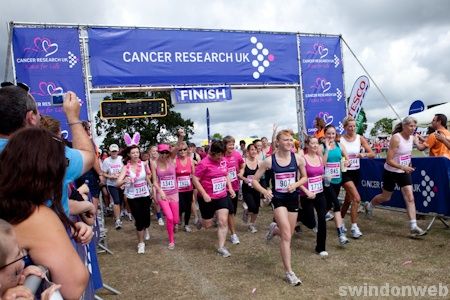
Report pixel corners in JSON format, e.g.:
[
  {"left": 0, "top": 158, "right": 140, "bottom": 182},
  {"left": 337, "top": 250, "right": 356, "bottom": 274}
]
[{"left": 95, "top": 201, "right": 450, "bottom": 300}]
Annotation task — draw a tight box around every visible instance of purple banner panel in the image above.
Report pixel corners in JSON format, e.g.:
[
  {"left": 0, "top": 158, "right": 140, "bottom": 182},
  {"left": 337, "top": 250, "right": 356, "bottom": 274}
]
[
  {"left": 12, "top": 27, "right": 88, "bottom": 140},
  {"left": 299, "top": 35, "right": 346, "bottom": 135}
]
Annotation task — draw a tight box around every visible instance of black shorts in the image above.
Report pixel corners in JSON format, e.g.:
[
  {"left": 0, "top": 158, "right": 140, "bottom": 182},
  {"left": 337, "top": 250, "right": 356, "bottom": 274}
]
[
  {"left": 341, "top": 169, "right": 360, "bottom": 184},
  {"left": 198, "top": 195, "right": 233, "bottom": 220},
  {"left": 107, "top": 185, "right": 123, "bottom": 205},
  {"left": 382, "top": 169, "right": 412, "bottom": 192},
  {"left": 227, "top": 190, "right": 239, "bottom": 215},
  {"left": 271, "top": 193, "right": 299, "bottom": 213}
]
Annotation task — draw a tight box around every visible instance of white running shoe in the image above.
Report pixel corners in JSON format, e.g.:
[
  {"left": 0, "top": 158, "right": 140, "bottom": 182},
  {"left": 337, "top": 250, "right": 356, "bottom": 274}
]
[
  {"left": 230, "top": 234, "right": 240, "bottom": 245},
  {"left": 248, "top": 224, "right": 258, "bottom": 233},
  {"left": 285, "top": 271, "right": 302, "bottom": 286},
  {"left": 158, "top": 218, "right": 165, "bottom": 226},
  {"left": 351, "top": 225, "right": 363, "bottom": 239},
  {"left": 325, "top": 212, "right": 334, "bottom": 221},
  {"left": 137, "top": 242, "right": 145, "bottom": 254},
  {"left": 217, "top": 247, "right": 231, "bottom": 257},
  {"left": 410, "top": 226, "right": 427, "bottom": 237},
  {"left": 184, "top": 225, "right": 193, "bottom": 232},
  {"left": 339, "top": 233, "right": 349, "bottom": 246},
  {"left": 114, "top": 219, "right": 122, "bottom": 230},
  {"left": 318, "top": 251, "right": 329, "bottom": 258},
  {"left": 168, "top": 243, "right": 175, "bottom": 250},
  {"left": 144, "top": 229, "right": 150, "bottom": 241},
  {"left": 266, "top": 222, "right": 278, "bottom": 241}
]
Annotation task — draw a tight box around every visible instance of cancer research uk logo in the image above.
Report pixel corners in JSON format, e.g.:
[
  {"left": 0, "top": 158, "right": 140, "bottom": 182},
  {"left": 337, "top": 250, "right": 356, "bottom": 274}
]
[
  {"left": 303, "top": 42, "right": 340, "bottom": 68},
  {"left": 16, "top": 37, "right": 78, "bottom": 69},
  {"left": 420, "top": 170, "right": 438, "bottom": 207},
  {"left": 249, "top": 36, "right": 275, "bottom": 79},
  {"left": 305, "top": 77, "right": 343, "bottom": 102}
]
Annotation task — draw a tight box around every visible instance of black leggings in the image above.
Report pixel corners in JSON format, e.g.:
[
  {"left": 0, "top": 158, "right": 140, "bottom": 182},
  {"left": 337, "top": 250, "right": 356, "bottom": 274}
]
[
  {"left": 324, "top": 183, "right": 341, "bottom": 212},
  {"left": 128, "top": 196, "right": 152, "bottom": 231},
  {"left": 300, "top": 193, "right": 327, "bottom": 253},
  {"left": 179, "top": 191, "right": 193, "bottom": 225},
  {"left": 242, "top": 187, "right": 260, "bottom": 214}
]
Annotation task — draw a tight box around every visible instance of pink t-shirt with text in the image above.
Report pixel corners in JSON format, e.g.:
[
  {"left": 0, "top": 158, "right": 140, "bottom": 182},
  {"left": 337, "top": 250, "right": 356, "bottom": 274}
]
[
  {"left": 224, "top": 150, "right": 244, "bottom": 191},
  {"left": 195, "top": 156, "right": 228, "bottom": 199}
]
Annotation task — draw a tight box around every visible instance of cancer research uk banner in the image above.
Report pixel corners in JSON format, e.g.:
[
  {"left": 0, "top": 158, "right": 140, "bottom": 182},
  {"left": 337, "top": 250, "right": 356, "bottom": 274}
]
[
  {"left": 87, "top": 28, "right": 299, "bottom": 86},
  {"left": 12, "top": 27, "right": 88, "bottom": 140},
  {"left": 299, "top": 35, "right": 346, "bottom": 134}
]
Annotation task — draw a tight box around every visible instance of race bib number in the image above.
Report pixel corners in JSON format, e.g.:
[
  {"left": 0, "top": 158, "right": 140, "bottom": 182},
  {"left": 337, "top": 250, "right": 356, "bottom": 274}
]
[
  {"left": 274, "top": 172, "right": 296, "bottom": 193},
  {"left": 307, "top": 175, "right": 323, "bottom": 193},
  {"left": 177, "top": 176, "right": 191, "bottom": 189},
  {"left": 212, "top": 177, "right": 227, "bottom": 194},
  {"left": 399, "top": 154, "right": 411, "bottom": 167},
  {"left": 228, "top": 167, "right": 237, "bottom": 182},
  {"left": 348, "top": 154, "right": 360, "bottom": 170},
  {"left": 110, "top": 164, "right": 122, "bottom": 175},
  {"left": 133, "top": 181, "right": 148, "bottom": 196},
  {"left": 325, "top": 162, "right": 340, "bottom": 179},
  {"left": 160, "top": 175, "right": 176, "bottom": 191}
]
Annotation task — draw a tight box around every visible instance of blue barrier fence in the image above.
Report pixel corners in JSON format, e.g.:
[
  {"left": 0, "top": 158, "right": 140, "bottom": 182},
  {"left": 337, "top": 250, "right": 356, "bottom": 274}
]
[{"left": 358, "top": 157, "right": 450, "bottom": 217}]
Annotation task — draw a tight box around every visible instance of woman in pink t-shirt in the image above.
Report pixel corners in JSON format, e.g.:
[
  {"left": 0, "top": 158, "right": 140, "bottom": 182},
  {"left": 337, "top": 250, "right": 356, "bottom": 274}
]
[
  {"left": 193, "top": 140, "right": 235, "bottom": 257},
  {"left": 176, "top": 141, "right": 195, "bottom": 232}
]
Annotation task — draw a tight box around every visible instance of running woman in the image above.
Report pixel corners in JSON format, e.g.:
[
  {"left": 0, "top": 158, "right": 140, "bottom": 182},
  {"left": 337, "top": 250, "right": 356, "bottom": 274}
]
[
  {"left": 365, "top": 117, "right": 427, "bottom": 237},
  {"left": 101, "top": 144, "right": 124, "bottom": 230},
  {"left": 298, "top": 136, "right": 328, "bottom": 257},
  {"left": 322, "top": 125, "right": 350, "bottom": 246},
  {"left": 151, "top": 143, "right": 180, "bottom": 250},
  {"left": 339, "top": 116, "right": 375, "bottom": 238},
  {"left": 223, "top": 136, "right": 245, "bottom": 245},
  {"left": 176, "top": 141, "right": 195, "bottom": 232},
  {"left": 116, "top": 144, "right": 152, "bottom": 254},
  {"left": 192, "top": 140, "right": 235, "bottom": 257},
  {"left": 252, "top": 129, "right": 307, "bottom": 286},
  {"left": 149, "top": 145, "right": 165, "bottom": 226},
  {"left": 238, "top": 143, "right": 260, "bottom": 233}
]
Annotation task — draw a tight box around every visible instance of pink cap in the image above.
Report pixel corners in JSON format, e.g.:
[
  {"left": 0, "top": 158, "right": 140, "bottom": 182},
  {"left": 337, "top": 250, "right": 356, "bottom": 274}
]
[{"left": 157, "top": 144, "right": 170, "bottom": 152}]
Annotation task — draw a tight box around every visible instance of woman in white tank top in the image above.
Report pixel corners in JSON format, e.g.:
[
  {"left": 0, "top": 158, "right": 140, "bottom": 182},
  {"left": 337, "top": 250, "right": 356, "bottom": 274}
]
[
  {"left": 340, "top": 116, "right": 374, "bottom": 239},
  {"left": 365, "top": 117, "right": 427, "bottom": 237}
]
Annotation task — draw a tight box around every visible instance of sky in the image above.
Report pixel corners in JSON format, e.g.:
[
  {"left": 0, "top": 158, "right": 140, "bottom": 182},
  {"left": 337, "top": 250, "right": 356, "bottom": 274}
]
[{"left": 2, "top": 0, "right": 450, "bottom": 145}]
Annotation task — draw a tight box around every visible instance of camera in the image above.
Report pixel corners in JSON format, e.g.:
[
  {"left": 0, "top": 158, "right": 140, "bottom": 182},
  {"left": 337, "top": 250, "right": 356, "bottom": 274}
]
[{"left": 51, "top": 93, "right": 65, "bottom": 106}]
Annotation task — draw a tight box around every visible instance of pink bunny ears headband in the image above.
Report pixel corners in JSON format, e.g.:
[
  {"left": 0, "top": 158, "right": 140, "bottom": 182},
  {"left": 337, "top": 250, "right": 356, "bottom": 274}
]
[{"left": 124, "top": 132, "right": 141, "bottom": 147}]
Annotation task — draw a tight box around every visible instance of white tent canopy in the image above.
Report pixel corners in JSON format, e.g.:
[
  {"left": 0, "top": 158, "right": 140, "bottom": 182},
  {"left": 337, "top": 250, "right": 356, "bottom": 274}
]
[{"left": 392, "top": 102, "right": 450, "bottom": 128}]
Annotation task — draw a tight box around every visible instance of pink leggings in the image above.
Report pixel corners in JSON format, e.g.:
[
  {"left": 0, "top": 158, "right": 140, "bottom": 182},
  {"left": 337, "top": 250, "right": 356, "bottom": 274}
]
[{"left": 158, "top": 199, "right": 179, "bottom": 244}]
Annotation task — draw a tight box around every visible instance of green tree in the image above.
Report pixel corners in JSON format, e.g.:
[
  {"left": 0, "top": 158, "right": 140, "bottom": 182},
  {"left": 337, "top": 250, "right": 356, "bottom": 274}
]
[
  {"left": 95, "top": 91, "right": 194, "bottom": 150},
  {"left": 211, "top": 133, "right": 223, "bottom": 140},
  {"left": 370, "top": 117, "right": 395, "bottom": 137}
]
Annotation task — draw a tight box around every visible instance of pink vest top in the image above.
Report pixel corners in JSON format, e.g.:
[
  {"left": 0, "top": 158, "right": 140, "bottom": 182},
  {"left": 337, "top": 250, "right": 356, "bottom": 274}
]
[
  {"left": 156, "top": 161, "right": 178, "bottom": 195},
  {"left": 176, "top": 157, "right": 193, "bottom": 192}
]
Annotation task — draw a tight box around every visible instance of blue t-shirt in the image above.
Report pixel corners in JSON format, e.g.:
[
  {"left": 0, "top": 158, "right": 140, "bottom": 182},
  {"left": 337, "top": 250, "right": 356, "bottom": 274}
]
[{"left": 0, "top": 138, "right": 83, "bottom": 216}]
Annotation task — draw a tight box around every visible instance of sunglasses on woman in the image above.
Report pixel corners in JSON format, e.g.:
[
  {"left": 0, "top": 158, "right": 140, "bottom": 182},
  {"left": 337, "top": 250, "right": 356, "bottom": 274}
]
[{"left": 0, "top": 249, "right": 30, "bottom": 270}]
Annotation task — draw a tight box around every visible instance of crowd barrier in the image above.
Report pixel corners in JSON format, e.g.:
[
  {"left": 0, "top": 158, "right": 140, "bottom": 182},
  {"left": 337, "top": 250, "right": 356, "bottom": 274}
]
[{"left": 358, "top": 157, "right": 450, "bottom": 229}]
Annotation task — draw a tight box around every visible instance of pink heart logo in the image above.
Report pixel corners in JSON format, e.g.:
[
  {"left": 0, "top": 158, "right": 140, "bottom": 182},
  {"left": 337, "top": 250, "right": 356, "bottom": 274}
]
[
  {"left": 317, "top": 45, "right": 328, "bottom": 58},
  {"left": 320, "top": 80, "right": 331, "bottom": 93},
  {"left": 41, "top": 39, "right": 59, "bottom": 57},
  {"left": 35, "top": 82, "right": 63, "bottom": 96},
  {"left": 322, "top": 113, "right": 334, "bottom": 126}
]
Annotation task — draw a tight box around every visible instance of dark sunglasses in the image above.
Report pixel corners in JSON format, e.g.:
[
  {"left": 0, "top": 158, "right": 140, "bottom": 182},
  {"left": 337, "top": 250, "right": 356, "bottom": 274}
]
[
  {"left": 159, "top": 151, "right": 170, "bottom": 155},
  {"left": 179, "top": 148, "right": 188, "bottom": 152},
  {"left": 0, "top": 249, "right": 30, "bottom": 270},
  {"left": 1, "top": 81, "right": 30, "bottom": 92}
]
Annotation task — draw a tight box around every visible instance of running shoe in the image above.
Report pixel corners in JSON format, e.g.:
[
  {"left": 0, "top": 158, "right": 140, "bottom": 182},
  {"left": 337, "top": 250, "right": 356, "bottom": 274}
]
[
  {"left": 364, "top": 202, "right": 373, "bottom": 218},
  {"left": 248, "top": 224, "right": 258, "bottom": 233},
  {"left": 266, "top": 222, "right": 278, "bottom": 241},
  {"left": 318, "top": 251, "right": 329, "bottom": 258},
  {"left": 285, "top": 271, "right": 302, "bottom": 286},
  {"left": 184, "top": 225, "right": 193, "bottom": 233},
  {"left": 351, "top": 225, "right": 363, "bottom": 239},
  {"left": 120, "top": 210, "right": 127, "bottom": 218},
  {"left": 168, "top": 243, "right": 175, "bottom": 250},
  {"left": 137, "top": 242, "right": 145, "bottom": 254},
  {"left": 230, "top": 234, "right": 240, "bottom": 245},
  {"left": 217, "top": 247, "right": 231, "bottom": 257},
  {"left": 144, "top": 229, "right": 150, "bottom": 241},
  {"left": 158, "top": 218, "right": 165, "bottom": 226},
  {"left": 338, "top": 233, "right": 349, "bottom": 246},
  {"left": 410, "top": 226, "right": 427, "bottom": 237},
  {"left": 114, "top": 219, "right": 122, "bottom": 230},
  {"left": 325, "top": 211, "right": 334, "bottom": 221}
]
